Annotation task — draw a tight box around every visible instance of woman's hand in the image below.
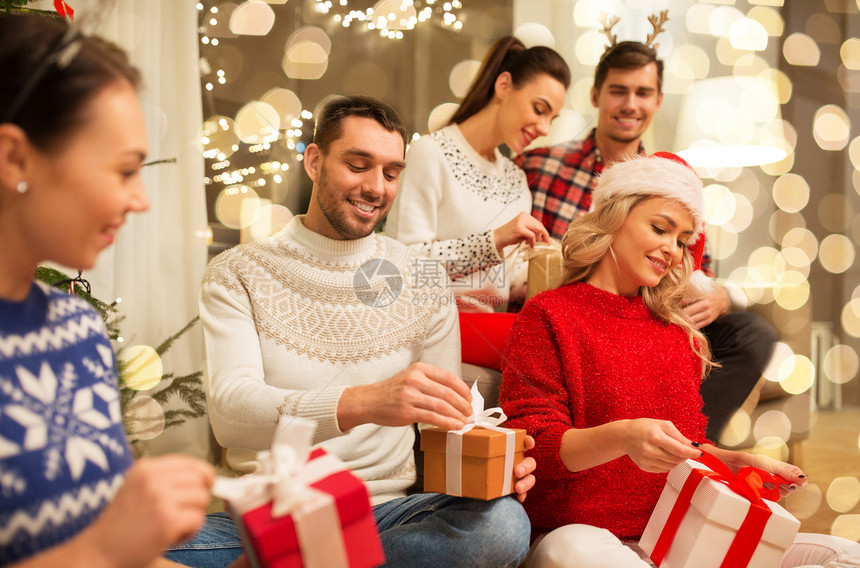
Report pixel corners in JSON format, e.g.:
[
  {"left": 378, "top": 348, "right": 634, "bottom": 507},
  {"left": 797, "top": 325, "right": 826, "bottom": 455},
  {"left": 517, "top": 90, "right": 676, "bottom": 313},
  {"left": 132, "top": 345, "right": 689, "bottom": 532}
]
[
  {"left": 512, "top": 435, "right": 537, "bottom": 503},
  {"left": 492, "top": 212, "right": 550, "bottom": 254},
  {"left": 81, "top": 455, "right": 215, "bottom": 568},
  {"left": 705, "top": 446, "right": 807, "bottom": 498},
  {"left": 623, "top": 419, "right": 703, "bottom": 473}
]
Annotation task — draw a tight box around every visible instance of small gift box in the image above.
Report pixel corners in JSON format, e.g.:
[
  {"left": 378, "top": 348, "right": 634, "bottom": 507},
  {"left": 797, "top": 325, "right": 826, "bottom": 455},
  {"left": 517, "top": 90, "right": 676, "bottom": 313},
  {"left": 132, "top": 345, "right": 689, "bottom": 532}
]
[
  {"left": 639, "top": 453, "right": 800, "bottom": 568},
  {"left": 214, "top": 418, "right": 384, "bottom": 568},
  {"left": 525, "top": 239, "right": 564, "bottom": 300},
  {"left": 420, "top": 383, "right": 526, "bottom": 500}
]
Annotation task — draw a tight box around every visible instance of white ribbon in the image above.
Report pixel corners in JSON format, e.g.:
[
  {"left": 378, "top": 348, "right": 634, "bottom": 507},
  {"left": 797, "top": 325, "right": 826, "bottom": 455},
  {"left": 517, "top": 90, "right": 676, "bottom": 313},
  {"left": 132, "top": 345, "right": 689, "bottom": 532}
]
[
  {"left": 445, "top": 382, "right": 516, "bottom": 497},
  {"left": 213, "top": 417, "right": 349, "bottom": 568}
]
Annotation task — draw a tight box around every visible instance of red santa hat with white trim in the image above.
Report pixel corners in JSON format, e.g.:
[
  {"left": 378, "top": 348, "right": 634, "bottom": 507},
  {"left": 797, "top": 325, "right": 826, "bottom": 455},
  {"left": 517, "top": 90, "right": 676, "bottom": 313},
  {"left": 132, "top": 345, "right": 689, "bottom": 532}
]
[{"left": 591, "top": 151, "right": 714, "bottom": 298}]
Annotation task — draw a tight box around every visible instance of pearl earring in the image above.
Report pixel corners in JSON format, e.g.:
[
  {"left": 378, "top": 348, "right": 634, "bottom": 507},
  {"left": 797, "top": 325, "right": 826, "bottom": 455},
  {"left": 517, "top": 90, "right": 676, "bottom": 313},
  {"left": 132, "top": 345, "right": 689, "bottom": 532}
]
[{"left": 16, "top": 181, "right": 28, "bottom": 194}]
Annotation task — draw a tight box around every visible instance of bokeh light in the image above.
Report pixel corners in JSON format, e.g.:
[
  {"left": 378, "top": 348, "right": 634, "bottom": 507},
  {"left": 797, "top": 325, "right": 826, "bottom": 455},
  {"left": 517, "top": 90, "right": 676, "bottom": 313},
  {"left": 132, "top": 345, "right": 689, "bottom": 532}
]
[
  {"left": 842, "top": 38, "right": 860, "bottom": 70},
  {"left": 819, "top": 234, "right": 855, "bottom": 273},
  {"left": 201, "top": 115, "right": 239, "bottom": 160},
  {"left": 782, "top": 227, "right": 819, "bottom": 264},
  {"left": 785, "top": 482, "right": 823, "bottom": 520},
  {"left": 752, "top": 436, "right": 789, "bottom": 462},
  {"left": 832, "top": 515, "right": 860, "bottom": 542},
  {"left": 514, "top": 22, "right": 555, "bottom": 48},
  {"left": 849, "top": 136, "right": 860, "bottom": 169},
  {"left": 729, "top": 17, "right": 768, "bottom": 51},
  {"left": 574, "top": 29, "right": 607, "bottom": 66},
  {"left": 230, "top": 1, "right": 275, "bottom": 35},
  {"left": 754, "top": 410, "right": 792, "bottom": 444},
  {"left": 124, "top": 396, "right": 165, "bottom": 441},
  {"left": 783, "top": 33, "right": 821, "bottom": 66},
  {"left": 763, "top": 342, "right": 795, "bottom": 382},
  {"left": 283, "top": 26, "right": 331, "bottom": 79},
  {"left": 686, "top": 3, "right": 715, "bottom": 35},
  {"left": 120, "top": 345, "right": 163, "bottom": 391},
  {"left": 779, "top": 354, "right": 815, "bottom": 395},
  {"left": 449, "top": 60, "right": 481, "bottom": 98},
  {"left": 709, "top": 6, "right": 745, "bottom": 38},
  {"left": 827, "top": 477, "right": 860, "bottom": 513},
  {"left": 261, "top": 88, "right": 302, "bottom": 126},
  {"left": 428, "top": 103, "right": 459, "bottom": 132},
  {"left": 772, "top": 173, "right": 810, "bottom": 213},
  {"left": 705, "top": 224, "right": 739, "bottom": 260},
  {"left": 664, "top": 45, "right": 711, "bottom": 94},
  {"left": 719, "top": 409, "right": 751, "bottom": 447},
  {"left": 774, "top": 270, "right": 810, "bottom": 311},
  {"left": 572, "top": 0, "right": 624, "bottom": 28},
  {"left": 842, "top": 298, "right": 860, "bottom": 338},
  {"left": 814, "top": 104, "right": 852, "bottom": 150},
  {"left": 758, "top": 69, "right": 793, "bottom": 104},
  {"left": 823, "top": 344, "right": 860, "bottom": 385},
  {"left": 703, "top": 184, "right": 736, "bottom": 225},
  {"left": 727, "top": 192, "right": 754, "bottom": 232},
  {"left": 215, "top": 185, "right": 261, "bottom": 229},
  {"left": 769, "top": 210, "right": 806, "bottom": 244},
  {"left": 748, "top": 6, "right": 784, "bottom": 37},
  {"left": 234, "top": 101, "right": 280, "bottom": 144}
]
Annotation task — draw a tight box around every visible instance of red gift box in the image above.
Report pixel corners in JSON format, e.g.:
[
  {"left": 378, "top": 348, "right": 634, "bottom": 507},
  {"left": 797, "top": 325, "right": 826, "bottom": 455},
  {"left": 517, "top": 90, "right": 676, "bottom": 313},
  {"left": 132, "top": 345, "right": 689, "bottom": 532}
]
[{"left": 219, "top": 442, "right": 384, "bottom": 568}]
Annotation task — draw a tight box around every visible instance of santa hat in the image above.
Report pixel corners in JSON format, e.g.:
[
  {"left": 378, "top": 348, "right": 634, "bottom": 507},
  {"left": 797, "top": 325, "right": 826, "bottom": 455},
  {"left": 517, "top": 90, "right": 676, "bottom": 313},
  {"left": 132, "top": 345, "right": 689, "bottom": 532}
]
[{"left": 592, "top": 151, "right": 714, "bottom": 298}]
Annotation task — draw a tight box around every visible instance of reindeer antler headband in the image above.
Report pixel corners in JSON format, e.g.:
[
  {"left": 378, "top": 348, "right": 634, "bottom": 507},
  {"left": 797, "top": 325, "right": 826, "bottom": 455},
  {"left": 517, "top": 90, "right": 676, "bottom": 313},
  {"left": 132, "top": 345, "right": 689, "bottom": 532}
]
[{"left": 599, "top": 9, "right": 669, "bottom": 51}]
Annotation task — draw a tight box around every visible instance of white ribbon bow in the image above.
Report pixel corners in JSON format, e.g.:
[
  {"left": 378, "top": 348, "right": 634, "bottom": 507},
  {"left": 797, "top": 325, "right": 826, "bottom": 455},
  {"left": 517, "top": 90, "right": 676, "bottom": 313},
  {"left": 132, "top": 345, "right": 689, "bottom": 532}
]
[
  {"left": 213, "top": 417, "right": 349, "bottom": 568},
  {"left": 445, "top": 383, "right": 516, "bottom": 496}
]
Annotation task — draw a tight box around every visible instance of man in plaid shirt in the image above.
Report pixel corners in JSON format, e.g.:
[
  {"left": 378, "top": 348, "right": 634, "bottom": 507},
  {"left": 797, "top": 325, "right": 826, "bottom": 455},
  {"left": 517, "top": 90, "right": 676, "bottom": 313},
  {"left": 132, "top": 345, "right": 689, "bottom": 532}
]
[{"left": 516, "top": 42, "right": 777, "bottom": 443}]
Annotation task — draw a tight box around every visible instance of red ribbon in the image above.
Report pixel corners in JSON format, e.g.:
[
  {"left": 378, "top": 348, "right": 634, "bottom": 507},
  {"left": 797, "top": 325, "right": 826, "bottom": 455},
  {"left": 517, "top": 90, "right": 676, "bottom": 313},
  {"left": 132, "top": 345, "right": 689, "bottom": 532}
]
[
  {"left": 53, "top": 0, "right": 75, "bottom": 20},
  {"left": 649, "top": 452, "right": 788, "bottom": 568}
]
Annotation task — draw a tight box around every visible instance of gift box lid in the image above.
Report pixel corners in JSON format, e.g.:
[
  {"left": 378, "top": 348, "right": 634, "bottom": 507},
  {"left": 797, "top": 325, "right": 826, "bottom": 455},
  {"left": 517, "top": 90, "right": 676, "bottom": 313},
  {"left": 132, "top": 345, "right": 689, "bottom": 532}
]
[
  {"left": 420, "top": 425, "right": 526, "bottom": 457},
  {"left": 235, "top": 448, "right": 374, "bottom": 559},
  {"left": 667, "top": 459, "right": 800, "bottom": 550}
]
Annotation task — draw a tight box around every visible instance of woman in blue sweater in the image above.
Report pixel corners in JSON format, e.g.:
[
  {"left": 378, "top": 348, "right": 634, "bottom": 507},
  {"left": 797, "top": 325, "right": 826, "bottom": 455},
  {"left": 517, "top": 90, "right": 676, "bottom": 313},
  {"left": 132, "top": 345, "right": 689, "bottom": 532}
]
[{"left": 0, "top": 12, "right": 225, "bottom": 568}]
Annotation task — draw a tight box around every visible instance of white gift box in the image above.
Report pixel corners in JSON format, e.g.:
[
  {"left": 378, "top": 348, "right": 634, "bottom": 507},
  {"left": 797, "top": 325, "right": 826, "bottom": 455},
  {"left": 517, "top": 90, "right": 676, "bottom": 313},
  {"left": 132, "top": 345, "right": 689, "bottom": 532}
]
[{"left": 639, "top": 458, "right": 800, "bottom": 568}]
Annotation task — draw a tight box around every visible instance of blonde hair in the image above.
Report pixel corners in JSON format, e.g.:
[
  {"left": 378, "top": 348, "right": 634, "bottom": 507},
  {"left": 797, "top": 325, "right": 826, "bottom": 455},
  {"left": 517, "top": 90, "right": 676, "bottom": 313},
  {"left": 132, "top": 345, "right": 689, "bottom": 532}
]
[{"left": 560, "top": 194, "right": 713, "bottom": 373}]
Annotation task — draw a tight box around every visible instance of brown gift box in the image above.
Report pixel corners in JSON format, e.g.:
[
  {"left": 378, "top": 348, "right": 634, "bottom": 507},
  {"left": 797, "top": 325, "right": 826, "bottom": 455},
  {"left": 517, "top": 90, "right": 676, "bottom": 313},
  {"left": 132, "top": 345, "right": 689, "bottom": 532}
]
[
  {"left": 420, "top": 426, "right": 526, "bottom": 501},
  {"left": 526, "top": 240, "right": 564, "bottom": 300}
]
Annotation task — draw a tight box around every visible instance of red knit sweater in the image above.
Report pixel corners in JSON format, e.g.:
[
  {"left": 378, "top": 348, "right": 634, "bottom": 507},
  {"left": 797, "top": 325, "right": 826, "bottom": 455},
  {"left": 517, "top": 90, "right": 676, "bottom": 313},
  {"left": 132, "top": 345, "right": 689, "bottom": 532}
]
[{"left": 500, "top": 282, "right": 707, "bottom": 540}]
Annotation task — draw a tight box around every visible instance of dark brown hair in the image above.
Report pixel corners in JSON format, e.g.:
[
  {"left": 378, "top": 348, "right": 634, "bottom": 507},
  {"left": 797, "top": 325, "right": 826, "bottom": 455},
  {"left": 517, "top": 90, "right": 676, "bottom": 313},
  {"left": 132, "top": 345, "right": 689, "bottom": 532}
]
[
  {"left": 0, "top": 13, "right": 140, "bottom": 151},
  {"left": 594, "top": 41, "right": 663, "bottom": 94},
  {"left": 448, "top": 36, "right": 571, "bottom": 125},
  {"left": 313, "top": 95, "right": 408, "bottom": 156}
]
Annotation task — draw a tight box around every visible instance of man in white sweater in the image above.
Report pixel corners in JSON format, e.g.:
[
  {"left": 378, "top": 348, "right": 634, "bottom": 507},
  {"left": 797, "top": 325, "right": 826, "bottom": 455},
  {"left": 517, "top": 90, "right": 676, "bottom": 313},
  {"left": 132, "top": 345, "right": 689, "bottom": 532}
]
[{"left": 198, "top": 95, "right": 533, "bottom": 567}]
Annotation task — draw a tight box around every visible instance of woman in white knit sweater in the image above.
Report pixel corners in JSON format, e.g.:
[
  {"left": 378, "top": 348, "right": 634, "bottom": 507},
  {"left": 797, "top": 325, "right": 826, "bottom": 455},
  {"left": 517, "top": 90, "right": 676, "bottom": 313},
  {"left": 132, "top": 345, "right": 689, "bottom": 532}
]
[{"left": 385, "top": 36, "right": 570, "bottom": 312}]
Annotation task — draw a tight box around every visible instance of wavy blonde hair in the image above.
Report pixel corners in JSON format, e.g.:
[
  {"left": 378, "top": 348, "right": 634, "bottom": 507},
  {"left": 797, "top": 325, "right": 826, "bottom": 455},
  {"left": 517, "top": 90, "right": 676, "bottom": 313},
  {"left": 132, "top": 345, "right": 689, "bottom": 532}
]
[{"left": 560, "top": 194, "right": 713, "bottom": 373}]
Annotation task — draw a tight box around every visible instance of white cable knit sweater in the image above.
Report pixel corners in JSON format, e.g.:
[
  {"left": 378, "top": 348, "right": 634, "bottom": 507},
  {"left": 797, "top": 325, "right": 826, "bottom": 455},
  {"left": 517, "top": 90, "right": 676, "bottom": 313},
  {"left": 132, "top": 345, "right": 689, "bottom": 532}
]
[{"left": 199, "top": 216, "right": 460, "bottom": 505}]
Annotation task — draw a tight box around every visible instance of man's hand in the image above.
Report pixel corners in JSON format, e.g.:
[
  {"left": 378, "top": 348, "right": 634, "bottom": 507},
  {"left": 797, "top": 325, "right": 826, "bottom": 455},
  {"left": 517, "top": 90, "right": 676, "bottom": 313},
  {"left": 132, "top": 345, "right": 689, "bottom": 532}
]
[
  {"left": 683, "top": 286, "right": 730, "bottom": 329},
  {"left": 337, "top": 362, "right": 473, "bottom": 431},
  {"left": 493, "top": 212, "right": 550, "bottom": 254},
  {"left": 513, "top": 435, "right": 537, "bottom": 503}
]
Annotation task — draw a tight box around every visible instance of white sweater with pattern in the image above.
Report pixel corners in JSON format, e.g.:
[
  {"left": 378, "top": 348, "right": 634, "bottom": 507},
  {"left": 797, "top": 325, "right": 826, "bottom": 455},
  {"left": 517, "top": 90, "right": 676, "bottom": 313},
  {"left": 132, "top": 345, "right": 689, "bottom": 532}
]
[
  {"left": 385, "top": 124, "right": 532, "bottom": 312},
  {"left": 200, "top": 216, "right": 460, "bottom": 505}
]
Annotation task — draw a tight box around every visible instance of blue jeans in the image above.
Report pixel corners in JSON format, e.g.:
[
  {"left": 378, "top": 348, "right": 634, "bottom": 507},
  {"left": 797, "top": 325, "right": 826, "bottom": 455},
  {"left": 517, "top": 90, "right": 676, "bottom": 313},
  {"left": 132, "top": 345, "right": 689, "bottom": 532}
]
[
  {"left": 163, "top": 512, "right": 243, "bottom": 568},
  {"left": 164, "top": 494, "right": 530, "bottom": 568},
  {"left": 374, "top": 493, "right": 530, "bottom": 568}
]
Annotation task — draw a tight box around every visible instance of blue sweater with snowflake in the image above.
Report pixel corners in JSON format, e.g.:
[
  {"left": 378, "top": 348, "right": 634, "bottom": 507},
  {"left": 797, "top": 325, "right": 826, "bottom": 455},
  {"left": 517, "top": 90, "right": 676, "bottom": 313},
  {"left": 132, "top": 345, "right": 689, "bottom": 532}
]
[{"left": 0, "top": 282, "right": 132, "bottom": 565}]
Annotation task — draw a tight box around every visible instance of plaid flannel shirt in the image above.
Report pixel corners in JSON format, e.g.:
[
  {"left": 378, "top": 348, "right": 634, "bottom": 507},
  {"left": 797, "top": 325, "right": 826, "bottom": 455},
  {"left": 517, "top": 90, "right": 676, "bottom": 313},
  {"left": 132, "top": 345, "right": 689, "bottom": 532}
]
[{"left": 515, "top": 129, "right": 712, "bottom": 272}]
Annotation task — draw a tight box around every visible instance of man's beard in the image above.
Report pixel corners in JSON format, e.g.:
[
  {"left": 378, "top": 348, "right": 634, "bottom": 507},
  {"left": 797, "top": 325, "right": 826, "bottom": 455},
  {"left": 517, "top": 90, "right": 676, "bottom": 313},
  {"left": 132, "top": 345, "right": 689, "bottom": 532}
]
[{"left": 316, "top": 163, "right": 386, "bottom": 240}]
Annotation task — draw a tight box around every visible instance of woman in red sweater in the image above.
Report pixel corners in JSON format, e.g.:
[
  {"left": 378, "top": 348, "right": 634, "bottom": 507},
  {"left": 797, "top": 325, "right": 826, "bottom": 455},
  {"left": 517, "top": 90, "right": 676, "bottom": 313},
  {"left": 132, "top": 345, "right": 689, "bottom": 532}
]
[{"left": 499, "top": 153, "right": 860, "bottom": 567}]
